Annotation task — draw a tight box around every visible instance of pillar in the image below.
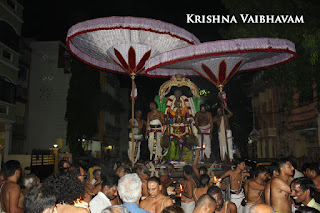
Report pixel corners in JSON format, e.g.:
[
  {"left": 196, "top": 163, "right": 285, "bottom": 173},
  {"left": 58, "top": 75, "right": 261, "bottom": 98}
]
[{"left": 5, "top": 123, "right": 12, "bottom": 162}]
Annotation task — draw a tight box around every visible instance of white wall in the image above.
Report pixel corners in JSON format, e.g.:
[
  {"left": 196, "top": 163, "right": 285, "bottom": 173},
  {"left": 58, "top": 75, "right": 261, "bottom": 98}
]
[{"left": 26, "top": 41, "right": 70, "bottom": 153}]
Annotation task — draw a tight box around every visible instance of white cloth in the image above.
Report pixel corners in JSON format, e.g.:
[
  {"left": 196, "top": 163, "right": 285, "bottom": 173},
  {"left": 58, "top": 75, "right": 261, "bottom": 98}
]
[
  {"left": 219, "top": 126, "right": 233, "bottom": 161},
  {"left": 181, "top": 201, "right": 195, "bottom": 213},
  {"left": 197, "top": 124, "right": 211, "bottom": 159},
  {"left": 294, "top": 169, "right": 304, "bottom": 178},
  {"left": 230, "top": 192, "right": 245, "bottom": 213},
  {"left": 148, "top": 119, "right": 162, "bottom": 161},
  {"left": 129, "top": 119, "right": 139, "bottom": 135},
  {"left": 89, "top": 192, "right": 112, "bottom": 213},
  {"left": 128, "top": 119, "right": 143, "bottom": 163},
  {"left": 91, "top": 179, "right": 97, "bottom": 185}
]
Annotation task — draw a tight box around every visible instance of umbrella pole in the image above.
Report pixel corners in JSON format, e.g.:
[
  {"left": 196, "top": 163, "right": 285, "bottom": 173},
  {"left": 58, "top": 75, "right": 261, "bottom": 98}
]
[
  {"left": 218, "top": 85, "right": 230, "bottom": 164},
  {"left": 130, "top": 74, "right": 136, "bottom": 168}
]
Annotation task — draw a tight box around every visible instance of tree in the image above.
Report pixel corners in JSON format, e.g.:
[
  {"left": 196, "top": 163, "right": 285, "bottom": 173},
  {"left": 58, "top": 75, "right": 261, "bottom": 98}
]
[{"left": 220, "top": 0, "right": 320, "bottom": 109}]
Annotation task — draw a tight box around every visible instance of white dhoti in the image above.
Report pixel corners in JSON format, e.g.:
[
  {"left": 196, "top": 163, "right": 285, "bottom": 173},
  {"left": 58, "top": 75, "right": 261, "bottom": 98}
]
[
  {"left": 197, "top": 124, "right": 211, "bottom": 159},
  {"left": 128, "top": 133, "right": 143, "bottom": 163},
  {"left": 181, "top": 201, "right": 195, "bottom": 213},
  {"left": 218, "top": 117, "right": 233, "bottom": 161},
  {"left": 148, "top": 119, "right": 162, "bottom": 161},
  {"left": 230, "top": 190, "right": 245, "bottom": 213}
]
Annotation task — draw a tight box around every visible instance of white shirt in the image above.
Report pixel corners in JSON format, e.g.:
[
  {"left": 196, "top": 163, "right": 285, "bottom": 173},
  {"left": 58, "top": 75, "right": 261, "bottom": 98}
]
[
  {"left": 89, "top": 192, "right": 112, "bottom": 213},
  {"left": 294, "top": 169, "right": 304, "bottom": 178}
]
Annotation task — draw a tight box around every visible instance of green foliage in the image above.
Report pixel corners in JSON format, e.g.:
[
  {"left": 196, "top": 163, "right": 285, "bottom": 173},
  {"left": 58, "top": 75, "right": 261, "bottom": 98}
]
[{"left": 221, "top": 0, "right": 320, "bottom": 110}]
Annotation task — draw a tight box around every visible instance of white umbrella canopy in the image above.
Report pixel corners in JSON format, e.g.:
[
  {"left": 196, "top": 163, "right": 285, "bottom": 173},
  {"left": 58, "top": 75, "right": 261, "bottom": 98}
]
[
  {"left": 66, "top": 16, "right": 200, "bottom": 166},
  {"left": 145, "top": 38, "right": 296, "bottom": 87},
  {"left": 66, "top": 16, "right": 200, "bottom": 75}
]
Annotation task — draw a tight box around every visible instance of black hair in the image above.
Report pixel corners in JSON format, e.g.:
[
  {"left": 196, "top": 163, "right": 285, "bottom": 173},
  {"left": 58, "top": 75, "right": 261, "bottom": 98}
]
[
  {"left": 296, "top": 206, "right": 320, "bottom": 213},
  {"left": 58, "top": 160, "right": 70, "bottom": 173},
  {"left": 183, "top": 165, "right": 194, "bottom": 176},
  {"left": 150, "top": 101, "right": 158, "bottom": 109},
  {"left": 93, "top": 169, "right": 101, "bottom": 176},
  {"left": 137, "top": 165, "right": 150, "bottom": 176},
  {"left": 116, "top": 165, "right": 132, "bottom": 174},
  {"left": 24, "top": 184, "right": 56, "bottom": 213},
  {"left": 3, "top": 160, "right": 21, "bottom": 178},
  {"left": 199, "top": 174, "right": 210, "bottom": 187},
  {"left": 207, "top": 185, "right": 222, "bottom": 196},
  {"left": 101, "top": 175, "right": 118, "bottom": 190},
  {"left": 147, "top": 176, "right": 161, "bottom": 185},
  {"left": 302, "top": 163, "right": 311, "bottom": 173},
  {"left": 200, "top": 104, "right": 206, "bottom": 108},
  {"left": 254, "top": 166, "right": 268, "bottom": 177},
  {"left": 277, "top": 158, "right": 291, "bottom": 169},
  {"left": 306, "top": 163, "right": 320, "bottom": 175},
  {"left": 233, "top": 158, "right": 245, "bottom": 166},
  {"left": 199, "top": 166, "right": 208, "bottom": 173},
  {"left": 161, "top": 205, "right": 184, "bottom": 213},
  {"left": 291, "top": 177, "right": 316, "bottom": 198},
  {"left": 43, "top": 172, "right": 84, "bottom": 204},
  {"left": 269, "top": 165, "right": 280, "bottom": 177}
]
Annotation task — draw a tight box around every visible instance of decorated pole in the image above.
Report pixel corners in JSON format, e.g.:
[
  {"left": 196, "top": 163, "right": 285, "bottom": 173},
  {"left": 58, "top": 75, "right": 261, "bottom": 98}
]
[
  {"left": 218, "top": 85, "right": 230, "bottom": 163},
  {"left": 130, "top": 74, "right": 136, "bottom": 167}
]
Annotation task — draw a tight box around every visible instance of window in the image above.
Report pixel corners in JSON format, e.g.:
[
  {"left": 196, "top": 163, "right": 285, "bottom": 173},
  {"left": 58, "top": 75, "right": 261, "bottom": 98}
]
[{"left": 0, "top": 104, "right": 7, "bottom": 115}]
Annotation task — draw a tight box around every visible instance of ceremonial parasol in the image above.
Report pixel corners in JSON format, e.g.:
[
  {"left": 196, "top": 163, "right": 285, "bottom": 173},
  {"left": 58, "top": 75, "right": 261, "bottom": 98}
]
[
  {"left": 66, "top": 16, "right": 200, "bottom": 166},
  {"left": 146, "top": 38, "right": 296, "bottom": 161}
]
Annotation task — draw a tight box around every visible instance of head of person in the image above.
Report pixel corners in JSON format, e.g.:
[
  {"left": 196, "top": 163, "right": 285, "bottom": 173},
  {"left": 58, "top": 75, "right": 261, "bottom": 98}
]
[
  {"left": 101, "top": 175, "right": 118, "bottom": 200},
  {"left": 167, "top": 163, "right": 174, "bottom": 175},
  {"left": 3, "top": 160, "right": 21, "bottom": 180},
  {"left": 159, "top": 168, "right": 169, "bottom": 183},
  {"left": 68, "top": 164, "right": 87, "bottom": 182},
  {"left": 24, "top": 173, "right": 40, "bottom": 189},
  {"left": 150, "top": 101, "right": 158, "bottom": 110},
  {"left": 268, "top": 165, "right": 280, "bottom": 178},
  {"left": 234, "top": 158, "right": 246, "bottom": 171},
  {"left": 291, "top": 177, "right": 316, "bottom": 205},
  {"left": 305, "top": 163, "right": 320, "bottom": 179},
  {"left": 135, "top": 110, "right": 142, "bottom": 119},
  {"left": 200, "top": 104, "right": 207, "bottom": 113},
  {"left": 199, "top": 166, "right": 208, "bottom": 175},
  {"left": 43, "top": 172, "right": 84, "bottom": 205},
  {"left": 136, "top": 165, "right": 150, "bottom": 180},
  {"left": 295, "top": 206, "right": 320, "bottom": 213},
  {"left": 217, "top": 107, "right": 222, "bottom": 116},
  {"left": 183, "top": 165, "right": 193, "bottom": 179},
  {"left": 23, "top": 184, "right": 57, "bottom": 213},
  {"left": 58, "top": 160, "right": 70, "bottom": 173},
  {"left": 278, "top": 158, "right": 294, "bottom": 176},
  {"left": 302, "top": 163, "right": 311, "bottom": 177},
  {"left": 161, "top": 205, "right": 184, "bottom": 213},
  {"left": 254, "top": 166, "right": 268, "bottom": 181},
  {"left": 118, "top": 173, "right": 142, "bottom": 203},
  {"left": 147, "top": 177, "right": 162, "bottom": 198},
  {"left": 193, "top": 194, "right": 216, "bottom": 213},
  {"left": 102, "top": 205, "right": 130, "bottom": 213},
  {"left": 207, "top": 186, "right": 224, "bottom": 211},
  {"left": 93, "top": 169, "right": 101, "bottom": 180},
  {"left": 249, "top": 203, "right": 274, "bottom": 213},
  {"left": 115, "top": 165, "right": 131, "bottom": 178},
  {"left": 0, "top": 171, "right": 6, "bottom": 187},
  {"left": 199, "top": 174, "right": 210, "bottom": 188}
]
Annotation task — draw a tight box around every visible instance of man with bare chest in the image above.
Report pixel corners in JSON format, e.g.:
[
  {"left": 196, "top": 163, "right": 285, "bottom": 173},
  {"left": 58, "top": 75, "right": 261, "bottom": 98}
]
[
  {"left": 213, "top": 104, "right": 233, "bottom": 162},
  {"left": 220, "top": 159, "right": 250, "bottom": 212},
  {"left": 0, "top": 160, "right": 24, "bottom": 213},
  {"left": 207, "top": 186, "right": 237, "bottom": 213},
  {"left": 244, "top": 166, "right": 268, "bottom": 213},
  {"left": 128, "top": 109, "right": 146, "bottom": 163},
  {"left": 270, "top": 159, "right": 295, "bottom": 213},
  {"left": 146, "top": 101, "right": 164, "bottom": 161},
  {"left": 195, "top": 104, "right": 213, "bottom": 161},
  {"left": 140, "top": 177, "right": 173, "bottom": 213}
]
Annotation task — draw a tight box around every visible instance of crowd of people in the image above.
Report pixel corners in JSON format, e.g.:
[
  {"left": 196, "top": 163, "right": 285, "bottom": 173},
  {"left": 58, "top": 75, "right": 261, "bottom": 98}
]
[{"left": 0, "top": 154, "right": 319, "bottom": 213}]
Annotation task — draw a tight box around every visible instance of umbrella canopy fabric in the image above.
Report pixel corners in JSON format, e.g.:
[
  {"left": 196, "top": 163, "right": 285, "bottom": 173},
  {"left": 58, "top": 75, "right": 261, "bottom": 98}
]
[
  {"left": 145, "top": 38, "right": 296, "bottom": 87},
  {"left": 66, "top": 16, "right": 200, "bottom": 75}
]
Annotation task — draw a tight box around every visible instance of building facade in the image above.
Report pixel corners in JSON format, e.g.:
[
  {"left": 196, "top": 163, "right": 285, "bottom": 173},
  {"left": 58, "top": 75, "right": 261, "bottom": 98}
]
[
  {"left": 249, "top": 71, "right": 319, "bottom": 161},
  {"left": 0, "top": 0, "right": 24, "bottom": 160}
]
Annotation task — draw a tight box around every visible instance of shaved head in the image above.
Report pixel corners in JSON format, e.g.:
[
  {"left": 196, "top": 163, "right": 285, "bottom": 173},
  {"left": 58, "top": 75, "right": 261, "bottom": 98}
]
[
  {"left": 249, "top": 204, "right": 274, "bottom": 213},
  {"left": 193, "top": 194, "right": 216, "bottom": 213}
]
